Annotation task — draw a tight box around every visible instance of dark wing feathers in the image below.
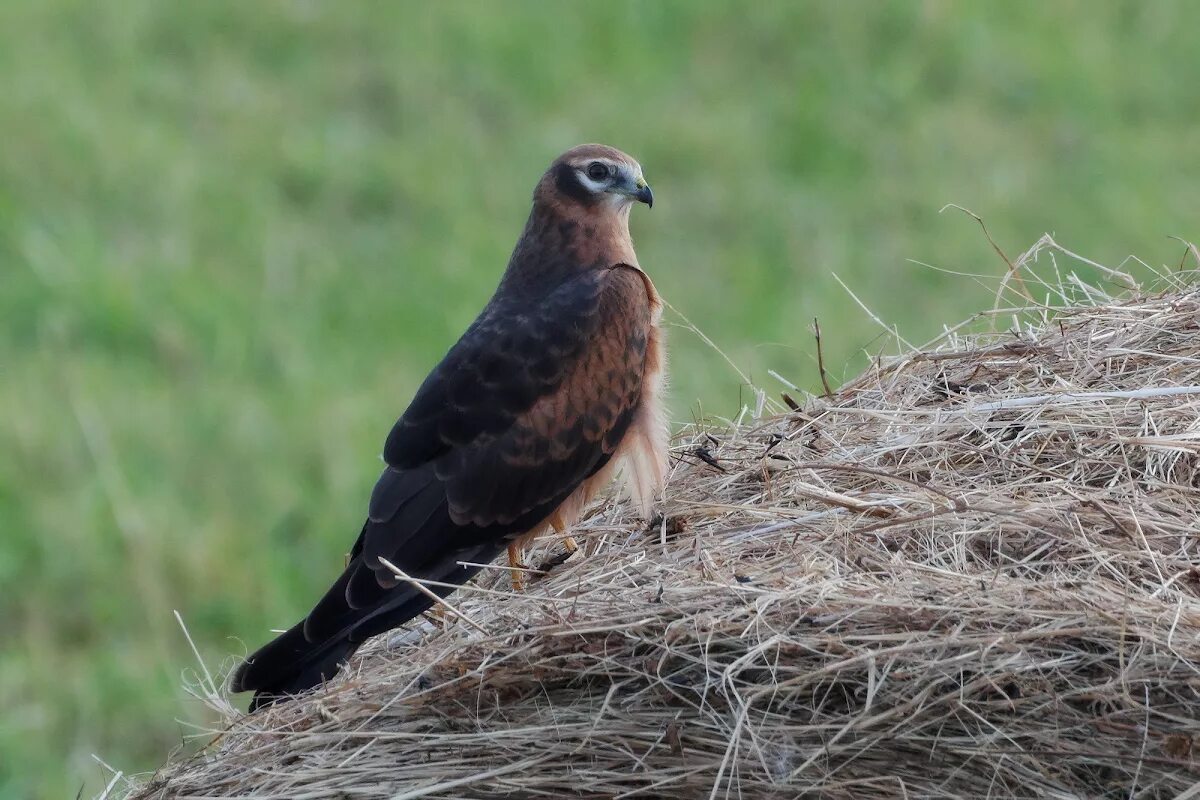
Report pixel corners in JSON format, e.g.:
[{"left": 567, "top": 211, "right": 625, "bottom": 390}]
[
  {"left": 383, "top": 274, "right": 602, "bottom": 468},
  {"left": 435, "top": 269, "right": 649, "bottom": 528},
  {"left": 367, "top": 465, "right": 434, "bottom": 524},
  {"left": 234, "top": 265, "right": 654, "bottom": 707}
]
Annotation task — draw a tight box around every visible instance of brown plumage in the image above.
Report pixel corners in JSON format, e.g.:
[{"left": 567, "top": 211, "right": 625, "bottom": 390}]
[{"left": 231, "top": 144, "right": 667, "bottom": 710}]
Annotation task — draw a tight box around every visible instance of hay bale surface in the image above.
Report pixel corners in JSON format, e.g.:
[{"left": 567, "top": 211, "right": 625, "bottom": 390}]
[{"left": 128, "top": 253, "right": 1200, "bottom": 799}]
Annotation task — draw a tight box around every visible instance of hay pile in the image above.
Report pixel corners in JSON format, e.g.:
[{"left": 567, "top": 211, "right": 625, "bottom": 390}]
[{"left": 124, "top": 240, "right": 1200, "bottom": 799}]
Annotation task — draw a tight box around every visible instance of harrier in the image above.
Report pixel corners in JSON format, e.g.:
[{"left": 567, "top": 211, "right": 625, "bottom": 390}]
[{"left": 232, "top": 144, "right": 667, "bottom": 710}]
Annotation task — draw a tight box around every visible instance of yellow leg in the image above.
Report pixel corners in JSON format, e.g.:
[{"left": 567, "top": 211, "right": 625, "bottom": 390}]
[
  {"left": 507, "top": 542, "right": 526, "bottom": 592},
  {"left": 550, "top": 512, "right": 580, "bottom": 556}
]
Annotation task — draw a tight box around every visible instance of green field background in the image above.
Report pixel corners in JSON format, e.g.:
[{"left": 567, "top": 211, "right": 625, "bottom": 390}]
[{"left": 3, "top": 2, "right": 1199, "bottom": 797}]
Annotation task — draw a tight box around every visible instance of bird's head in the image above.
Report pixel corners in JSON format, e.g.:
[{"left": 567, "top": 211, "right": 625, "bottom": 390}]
[{"left": 538, "top": 144, "right": 653, "bottom": 212}]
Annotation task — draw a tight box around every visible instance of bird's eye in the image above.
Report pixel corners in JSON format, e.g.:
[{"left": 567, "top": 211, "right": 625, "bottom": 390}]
[{"left": 586, "top": 162, "right": 609, "bottom": 181}]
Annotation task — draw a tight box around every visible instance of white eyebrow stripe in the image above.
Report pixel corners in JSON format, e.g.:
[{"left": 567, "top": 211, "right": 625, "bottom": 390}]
[{"left": 573, "top": 158, "right": 624, "bottom": 193}]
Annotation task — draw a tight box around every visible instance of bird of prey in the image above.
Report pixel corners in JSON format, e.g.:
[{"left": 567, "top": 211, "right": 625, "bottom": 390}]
[{"left": 231, "top": 144, "right": 667, "bottom": 710}]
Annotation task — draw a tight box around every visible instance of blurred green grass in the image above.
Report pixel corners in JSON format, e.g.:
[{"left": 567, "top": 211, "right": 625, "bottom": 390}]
[{"left": 2, "top": 2, "right": 1198, "bottom": 796}]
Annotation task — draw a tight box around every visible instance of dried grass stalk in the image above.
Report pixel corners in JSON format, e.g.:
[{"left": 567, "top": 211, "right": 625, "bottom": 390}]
[{"left": 119, "top": 240, "right": 1200, "bottom": 799}]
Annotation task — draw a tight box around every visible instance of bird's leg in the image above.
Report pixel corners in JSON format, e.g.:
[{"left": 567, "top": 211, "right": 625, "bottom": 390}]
[
  {"left": 507, "top": 542, "right": 527, "bottom": 592},
  {"left": 509, "top": 516, "right": 579, "bottom": 593},
  {"left": 550, "top": 512, "right": 580, "bottom": 556}
]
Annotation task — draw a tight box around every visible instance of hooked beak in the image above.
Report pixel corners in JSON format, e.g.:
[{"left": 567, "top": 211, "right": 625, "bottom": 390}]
[{"left": 633, "top": 176, "right": 654, "bottom": 208}]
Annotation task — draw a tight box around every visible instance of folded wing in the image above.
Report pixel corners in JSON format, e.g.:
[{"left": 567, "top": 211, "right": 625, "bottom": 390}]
[{"left": 232, "top": 265, "right": 655, "bottom": 706}]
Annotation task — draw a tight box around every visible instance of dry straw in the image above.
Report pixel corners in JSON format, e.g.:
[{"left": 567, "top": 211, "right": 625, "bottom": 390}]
[{"left": 116, "top": 237, "right": 1200, "bottom": 798}]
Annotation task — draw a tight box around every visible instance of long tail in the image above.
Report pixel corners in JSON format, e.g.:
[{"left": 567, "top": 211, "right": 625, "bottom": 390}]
[
  {"left": 230, "top": 622, "right": 359, "bottom": 711},
  {"left": 230, "top": 537, "right": 505, "bottom": 711},
  {"left": 232, "top": 464, "right": 524, "bottom": 710}
]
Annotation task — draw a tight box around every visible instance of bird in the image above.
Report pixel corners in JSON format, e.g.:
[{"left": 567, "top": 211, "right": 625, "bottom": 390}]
[{"left": 231, "top": 144, "right": 668, "bottom": 710}]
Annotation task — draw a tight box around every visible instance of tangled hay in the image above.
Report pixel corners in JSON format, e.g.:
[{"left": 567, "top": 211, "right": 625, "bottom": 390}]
[{"left": 122, "top": 238, "right": 1200, "bottom": 799}]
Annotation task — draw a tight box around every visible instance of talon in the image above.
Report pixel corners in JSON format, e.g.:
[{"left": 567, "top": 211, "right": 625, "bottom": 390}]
[{"left": 550, "top": 513, "right": 579, "bottom": 555}]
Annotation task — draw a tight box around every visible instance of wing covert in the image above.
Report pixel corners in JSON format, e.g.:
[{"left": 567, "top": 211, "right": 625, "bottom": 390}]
[
  {"left": 382, "top": 269, "right": 607, "bottom": 469},
  {"left": 353, "top": 264, "right": 654, "bottom": 591}
]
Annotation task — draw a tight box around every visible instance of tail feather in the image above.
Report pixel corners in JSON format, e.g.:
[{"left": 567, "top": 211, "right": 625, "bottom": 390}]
[
  {"left": 230, "top": 622, "right": 358, "bottom": 711},
  {"left": 231, "top": 540, "right": 505, "bottom": 711},
  {"left": 230, "top": 459, "right": 573, "bottom": 711}
]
